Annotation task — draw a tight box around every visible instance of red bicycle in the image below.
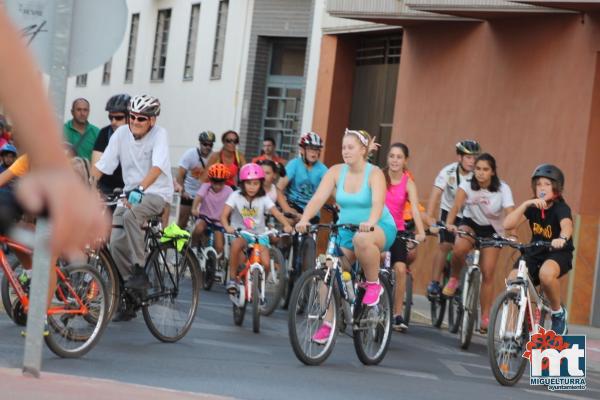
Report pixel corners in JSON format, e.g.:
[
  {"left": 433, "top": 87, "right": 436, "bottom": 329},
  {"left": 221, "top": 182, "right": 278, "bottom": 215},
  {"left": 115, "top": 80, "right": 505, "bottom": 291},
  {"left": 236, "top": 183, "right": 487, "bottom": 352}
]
[{"left": 0, "top": 233, "right": 109, "bottom": 358}]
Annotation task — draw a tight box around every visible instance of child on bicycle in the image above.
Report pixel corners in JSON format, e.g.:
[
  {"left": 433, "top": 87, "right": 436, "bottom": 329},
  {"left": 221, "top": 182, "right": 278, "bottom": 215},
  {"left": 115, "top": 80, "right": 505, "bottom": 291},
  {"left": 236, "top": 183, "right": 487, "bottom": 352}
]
[
  {"left": 257, "top": 159, "right": 299, "bottom": 219},
  {"left": 442, "top": 153, "right": 516, "bottom": 334},
  {"left": 503, "top": 164, "right": 573, "bottom": 335},
  {"left": 383, "top": 143, "right": 426, "bottom": 332},
  {"left": 190, "top": 163, "right": 233, "bottom": 255},
  {"left": 221, "top": 163, "right": 293, "bottom": 294}
]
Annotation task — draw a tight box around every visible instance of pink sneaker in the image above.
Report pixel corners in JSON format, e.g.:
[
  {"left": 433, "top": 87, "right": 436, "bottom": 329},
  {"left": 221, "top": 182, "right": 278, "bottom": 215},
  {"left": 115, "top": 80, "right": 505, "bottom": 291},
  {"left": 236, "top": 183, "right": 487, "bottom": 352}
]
[
  {"left": 442, "top": 277, "right": 459, "bottom": 297},
  {"left": 311, "top": 322, "right": 332, "bottom": 344},
  {"left": 362, "top": 281, "right": 383, "bottom": 306}
]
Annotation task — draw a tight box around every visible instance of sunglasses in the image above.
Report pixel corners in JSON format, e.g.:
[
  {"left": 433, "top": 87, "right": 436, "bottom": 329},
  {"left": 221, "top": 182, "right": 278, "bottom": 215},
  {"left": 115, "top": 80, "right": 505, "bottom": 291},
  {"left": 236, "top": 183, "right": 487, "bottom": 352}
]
[
  {"left": 224, "top": 138, "right": 239, "bottom": 144},
  {"left": 108, "top": 114, "right": 126, "bottom": 121},
  {"left": 200, "top": 142, "right": 214, "bottom": 147},
  {"left": 129, "top": 114, "right": 149, "bottom": 123}
]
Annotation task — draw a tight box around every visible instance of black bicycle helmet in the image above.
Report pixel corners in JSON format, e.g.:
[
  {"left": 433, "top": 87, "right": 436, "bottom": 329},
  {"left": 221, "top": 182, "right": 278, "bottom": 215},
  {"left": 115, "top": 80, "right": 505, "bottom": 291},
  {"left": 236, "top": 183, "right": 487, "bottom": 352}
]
[
  {"left": 456, "top": 140, "right": 481, "bottom": 155},
  {"left": 198, "top": 130, "right": 216, "bottom": 143},
  {"left": 105, "top": 94, "right": 131, "bottom": 113},
  {"left": 531, "top": 164, "right": 564, "bottom": 191}
]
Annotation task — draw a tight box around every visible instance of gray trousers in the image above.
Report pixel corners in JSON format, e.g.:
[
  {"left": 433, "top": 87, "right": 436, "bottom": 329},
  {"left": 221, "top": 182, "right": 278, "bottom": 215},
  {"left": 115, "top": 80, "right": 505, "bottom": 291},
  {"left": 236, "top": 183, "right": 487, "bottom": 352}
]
[{"left": 110, "top": 193, "right": 166, "bottom": 280}]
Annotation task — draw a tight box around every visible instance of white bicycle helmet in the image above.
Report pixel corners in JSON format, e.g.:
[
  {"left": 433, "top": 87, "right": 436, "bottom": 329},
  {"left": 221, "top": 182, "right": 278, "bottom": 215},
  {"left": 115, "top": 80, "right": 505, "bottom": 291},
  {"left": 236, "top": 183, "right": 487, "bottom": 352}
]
[{"left": 129, "top": 94, "right": 161, "bottom": 116}]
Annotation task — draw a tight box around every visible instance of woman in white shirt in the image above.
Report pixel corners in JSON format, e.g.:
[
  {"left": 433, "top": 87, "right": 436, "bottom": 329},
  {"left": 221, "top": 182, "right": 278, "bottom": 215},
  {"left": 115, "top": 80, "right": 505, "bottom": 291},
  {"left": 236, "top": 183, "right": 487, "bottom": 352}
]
[{"left": 441, "top": 153, "right": 516, "bottom": 333}]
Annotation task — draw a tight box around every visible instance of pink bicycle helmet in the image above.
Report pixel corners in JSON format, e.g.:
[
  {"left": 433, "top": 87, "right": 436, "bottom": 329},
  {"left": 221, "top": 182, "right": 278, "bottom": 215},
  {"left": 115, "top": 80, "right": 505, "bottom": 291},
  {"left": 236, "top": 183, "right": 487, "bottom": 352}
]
[{"left": 239, "top": 163, "right": 265, "bottom": 181}]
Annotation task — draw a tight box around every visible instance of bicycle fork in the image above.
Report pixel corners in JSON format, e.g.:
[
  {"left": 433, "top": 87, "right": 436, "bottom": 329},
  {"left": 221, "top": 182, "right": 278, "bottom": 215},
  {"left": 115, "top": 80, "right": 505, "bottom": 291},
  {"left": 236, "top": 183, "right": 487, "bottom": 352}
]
[{"left": 248, "top": 263, "right": 266, "bottom": 304}]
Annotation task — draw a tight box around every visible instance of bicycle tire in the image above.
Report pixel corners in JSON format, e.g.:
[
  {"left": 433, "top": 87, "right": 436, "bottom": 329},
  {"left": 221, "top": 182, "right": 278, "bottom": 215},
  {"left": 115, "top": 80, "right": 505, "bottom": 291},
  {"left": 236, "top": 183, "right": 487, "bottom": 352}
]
[
  {"left": 202, "top": 251, "right": 217, "bottom": 291},
  {"left": 353, "top": 274, "right": 393, "bottom": 365},
  {"left": 233, "top": 301, "right": 246, "bottom": 326},
  {"left": 460, "top": 269, "right": 480, "bottom": 350},
  {"left": 90, "top": 248, "right": 121, "bottom": 322},
  {"left": 142, "top": 244, "right": 200, "bottom": 343},
  {"left": 288, "top": 268, "right": 339, "bottom": 366},
  {"left": 403, "top": 272, "right": 413, "bottom": 325},
  {"left": 261, "top": 247, "right": 286, "bottom": 316},
  {"left": 448, "top": 294, "right": 461, "bottom": 333},
  {"left": 299, "top": 236, "right": 316, "bottom": 274},
  {"left": 44, "top": 264, "right": 108, "bottom": 358},
  {"left": 1, "top": 259, "right": 22, "bottom": 323},
  {"left": 430, "top": 295, "right": 447, "bottom": 328},
  {"left": 252, "top": 269, "right": 261, "bottom": 333},
  {"left": 488, "top": 290, "right": 528, "bottom": 386}
]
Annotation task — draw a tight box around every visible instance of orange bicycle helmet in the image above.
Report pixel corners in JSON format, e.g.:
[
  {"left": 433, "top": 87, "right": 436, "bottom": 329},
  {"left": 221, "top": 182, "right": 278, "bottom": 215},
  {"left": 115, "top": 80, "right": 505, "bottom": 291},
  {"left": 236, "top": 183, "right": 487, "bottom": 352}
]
[{"left": 208, "top": 163, "right": 231, "bottom": 181}]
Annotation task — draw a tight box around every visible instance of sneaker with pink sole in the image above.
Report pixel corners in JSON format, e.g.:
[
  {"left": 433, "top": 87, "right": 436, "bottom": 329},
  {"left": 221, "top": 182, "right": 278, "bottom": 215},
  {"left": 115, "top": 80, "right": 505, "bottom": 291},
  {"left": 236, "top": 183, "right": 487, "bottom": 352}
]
[
  {"left": 311, "top": 322, "right": 332, "bottom": 345},
  {"left": 362, "top": 281, "right": 383, "bottom": 306},
  {"left": 442, "top": 277, "right": 459, "bottom": 297}
]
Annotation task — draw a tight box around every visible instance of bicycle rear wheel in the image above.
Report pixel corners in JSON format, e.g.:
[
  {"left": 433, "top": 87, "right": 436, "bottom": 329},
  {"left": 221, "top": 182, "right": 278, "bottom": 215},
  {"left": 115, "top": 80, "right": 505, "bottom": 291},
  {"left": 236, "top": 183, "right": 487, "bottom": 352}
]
[
  {"left": 45, "top": 264, "right": 108, "bottom": 358},
  {"left": 1, "top": 259, "right": 24, "bottom": 324},
  {"left": 89, "top": 248, "right": 121, "bottom": 321},
  {"left": 448, "top": 294, "right": 461, "bottom": 333},
  {"left": 460, "top": 269, "right": 480, "bottom": 350},
  {"left": 142, "top": 244, "right": 200, "bottom": 343},
  {"left": 488, "top": 290, "right": 528, "bottom": 386},
  {"left": 288, "top": 268, "right": 339, "bottom": 366},
  {"left": 261, "top": 247, "right": 286, "bottom": 316},
  {"left": 430, "top": 295, "right": 447, "bottom": 328},
  {"left": 403, "top": 272, "right": 413, "bottom": 325},
  {"left": 353, "top": 275, "right": 393, "bottom": 365}
]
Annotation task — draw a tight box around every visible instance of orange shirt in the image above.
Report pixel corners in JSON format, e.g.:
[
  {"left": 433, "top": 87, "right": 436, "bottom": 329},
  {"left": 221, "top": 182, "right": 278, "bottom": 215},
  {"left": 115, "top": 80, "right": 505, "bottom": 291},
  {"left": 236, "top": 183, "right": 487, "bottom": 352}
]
[{"left": 8, "top": 154, "right": 29, "bottom": 177}]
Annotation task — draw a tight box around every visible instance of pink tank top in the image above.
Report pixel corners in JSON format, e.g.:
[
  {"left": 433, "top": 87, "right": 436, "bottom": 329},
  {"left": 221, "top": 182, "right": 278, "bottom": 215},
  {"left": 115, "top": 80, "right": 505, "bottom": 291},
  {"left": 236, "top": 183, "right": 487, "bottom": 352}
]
[{"left": 385, "top": 172, "right": 409, "bottom": 231}]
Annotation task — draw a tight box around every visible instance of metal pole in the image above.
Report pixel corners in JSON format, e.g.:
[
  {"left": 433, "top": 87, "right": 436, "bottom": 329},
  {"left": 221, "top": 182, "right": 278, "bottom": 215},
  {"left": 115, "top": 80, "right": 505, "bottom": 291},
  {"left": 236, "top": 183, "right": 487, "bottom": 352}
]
[
  {"left": 22, "top": 0, "right": 74, "bottom": 377},
  {"left": 22, "top": 220, "right": 52, "bottom": 377}
]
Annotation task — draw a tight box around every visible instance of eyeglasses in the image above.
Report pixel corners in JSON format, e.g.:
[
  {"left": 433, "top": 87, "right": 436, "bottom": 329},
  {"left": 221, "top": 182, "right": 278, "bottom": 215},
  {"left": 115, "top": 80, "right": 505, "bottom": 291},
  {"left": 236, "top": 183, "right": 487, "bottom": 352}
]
[
  {"left": 129, "top": 114, "right": 149, "bottom": 123},
  {"left": 224, "top": 138, "right": 239, "bottom": 144},
  {"left": 108, "top": 114, "right": 126, "bottom": 121},
  {"left": 200, "top": 142, "right": 214, "bottom": 147}
]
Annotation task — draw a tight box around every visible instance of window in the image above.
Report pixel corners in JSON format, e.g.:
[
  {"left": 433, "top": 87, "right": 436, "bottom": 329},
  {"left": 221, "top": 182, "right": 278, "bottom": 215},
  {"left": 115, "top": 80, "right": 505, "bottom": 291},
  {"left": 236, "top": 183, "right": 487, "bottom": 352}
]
[
  {"left": 151, "top": 8, "right": 171, "bottom": 81},
  {"left": 102, "top": 58, "right": 112, "bottom": 85},
  {"left": 75, "top": 74, "right": 87, "bottom": 87},
  {"left": 125, "top": 13, "right": 140, "bottom": 83},
  {"left": 183, "top": 4, "right": 201, "bottom": 80},
  {"left": 211, "top": 0, "right": 228, "bottom": 79}
]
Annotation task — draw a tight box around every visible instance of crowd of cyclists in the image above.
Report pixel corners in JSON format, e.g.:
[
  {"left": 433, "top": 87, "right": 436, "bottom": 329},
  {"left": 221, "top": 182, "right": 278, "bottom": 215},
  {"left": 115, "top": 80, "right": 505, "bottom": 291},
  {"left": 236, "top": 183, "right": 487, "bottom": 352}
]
[{"left": 0, "top": 90, "right": 574, "bottom": 361}]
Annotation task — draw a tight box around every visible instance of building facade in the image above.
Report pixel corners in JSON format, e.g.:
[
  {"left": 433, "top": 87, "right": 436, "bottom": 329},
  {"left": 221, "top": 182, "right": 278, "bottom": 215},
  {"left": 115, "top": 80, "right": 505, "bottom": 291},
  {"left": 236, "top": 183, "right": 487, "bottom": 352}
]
[
  {"left": 313, "top": 0, "right": 600, "bottom": 325},
  {"left": 66, "top": 0, "right": 317, "bottom": 163}
]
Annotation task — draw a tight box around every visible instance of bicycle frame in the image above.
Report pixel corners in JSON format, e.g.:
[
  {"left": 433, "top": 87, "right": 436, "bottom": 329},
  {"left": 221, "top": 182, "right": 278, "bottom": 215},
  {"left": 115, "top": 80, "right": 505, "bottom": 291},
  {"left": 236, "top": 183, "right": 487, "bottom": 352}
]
[
  {"left": 230, "top": 233, "right": 268, "bottom": 307},
  {"left": 461, "top": 249, "right": 481, "bottom": 329}
]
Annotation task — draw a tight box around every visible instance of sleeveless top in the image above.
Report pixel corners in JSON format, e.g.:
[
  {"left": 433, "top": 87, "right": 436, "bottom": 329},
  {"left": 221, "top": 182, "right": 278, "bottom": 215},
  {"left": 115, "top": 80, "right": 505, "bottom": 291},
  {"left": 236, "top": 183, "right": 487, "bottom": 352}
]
[
  {"left": 385, "top": 171, "right": 409, "bottom": 231},
  {"left": 219, "top": 150, "right": 240, "bottom": 187},
  {"left": 335, "top": 163, "right": 396, "bottom": 240}
]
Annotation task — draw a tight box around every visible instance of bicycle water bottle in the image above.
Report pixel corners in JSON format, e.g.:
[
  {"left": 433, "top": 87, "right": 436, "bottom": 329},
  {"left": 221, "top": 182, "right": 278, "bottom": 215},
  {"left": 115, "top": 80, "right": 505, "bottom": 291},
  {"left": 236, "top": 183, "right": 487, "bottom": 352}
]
[
  {"left": 168, "top": 192, "right": 181, "bottom": 225},
  {"left": 342, "top": 271, "right": 355, "bottom": 303}
]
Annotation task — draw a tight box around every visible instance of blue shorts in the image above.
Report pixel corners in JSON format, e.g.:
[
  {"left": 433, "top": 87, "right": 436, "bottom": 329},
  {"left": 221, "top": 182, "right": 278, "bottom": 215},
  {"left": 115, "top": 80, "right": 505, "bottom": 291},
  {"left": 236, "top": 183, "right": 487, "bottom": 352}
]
[
  {"left": 240, "top": 232, "right": 271, "bottom": 248},
  {"left": 338, "top": 222, "right": 396, "bottom": 252}
]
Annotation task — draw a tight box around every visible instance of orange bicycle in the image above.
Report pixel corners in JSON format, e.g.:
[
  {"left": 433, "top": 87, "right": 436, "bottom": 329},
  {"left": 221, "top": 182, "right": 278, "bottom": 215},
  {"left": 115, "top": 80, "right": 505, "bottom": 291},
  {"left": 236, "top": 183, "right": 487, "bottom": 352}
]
[{"left": 0, "top": 234, "right": 108, "bottom": 358}]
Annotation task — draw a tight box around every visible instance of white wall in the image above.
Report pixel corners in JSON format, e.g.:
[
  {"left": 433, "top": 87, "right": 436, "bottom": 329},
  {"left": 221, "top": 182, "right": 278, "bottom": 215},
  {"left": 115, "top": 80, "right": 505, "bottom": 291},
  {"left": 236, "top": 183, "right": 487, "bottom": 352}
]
[{"left": 65, "top": 0, "right": 253, "bottom": 164}]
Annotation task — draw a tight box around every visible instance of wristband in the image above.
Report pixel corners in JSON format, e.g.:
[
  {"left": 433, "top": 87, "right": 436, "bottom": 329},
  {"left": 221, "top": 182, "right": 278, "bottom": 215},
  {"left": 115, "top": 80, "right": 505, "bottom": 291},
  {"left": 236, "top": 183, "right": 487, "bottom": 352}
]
[{"left": 559, "top": 235, "right": 569, "bottom": 241}]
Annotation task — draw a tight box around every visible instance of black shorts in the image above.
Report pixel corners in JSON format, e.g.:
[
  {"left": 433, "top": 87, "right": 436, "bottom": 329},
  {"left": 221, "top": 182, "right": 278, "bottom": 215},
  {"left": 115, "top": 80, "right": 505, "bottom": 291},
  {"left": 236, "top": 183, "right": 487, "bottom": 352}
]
[
  {"left": 404, "top": 219, "right": 415, "bottom": 233},
  {"left": 389, "top": 233, "right": 408, "bottom": 264},
  {"left": 440, "top": 209, "right": 463, "bottom": 244},
  {"left": 0, "top": 190, "right": 23, "bottom": 233},
  {"left": 515, "top": 251, "right": 573, "bottom": 286},
  {"left": 180, "top": 196, "right": 194, "bottom": 207},
  {"left": 460, "top": 217, "right": 496, "bottom": 239}
]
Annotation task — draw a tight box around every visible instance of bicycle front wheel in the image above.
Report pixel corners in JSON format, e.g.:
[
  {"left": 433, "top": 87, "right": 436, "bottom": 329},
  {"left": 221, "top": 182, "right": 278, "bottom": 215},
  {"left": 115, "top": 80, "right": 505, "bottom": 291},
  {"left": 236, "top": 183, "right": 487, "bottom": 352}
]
[
  {"left": 142, "top": 244, "right": 200, "bottom": 343},
  {"left": 460, "top": 269, "right": 480, "bottom": 350},
  {"left": 261, "top": 247, "right": 286, "bottom": 316},
  {"left": 488, "top": 290, "right": 528, "bottom": 386},
  {"left": 89, "top": 248, "right": 121, "bottom": 322},
  {"left": 45, "top": 264, "right": 108, "bottom": 358},
  {"left": 288, "top": 268, "right": 339, "bottom": 366},
  {"left": 252, "top": 269, "right": 261, "bottom": 333},
  {"left": 353, "top": 275, "right": 393, "bottom": 365},
  {"left": 403, "top": 272, "right": 413, "bottom": 325}
]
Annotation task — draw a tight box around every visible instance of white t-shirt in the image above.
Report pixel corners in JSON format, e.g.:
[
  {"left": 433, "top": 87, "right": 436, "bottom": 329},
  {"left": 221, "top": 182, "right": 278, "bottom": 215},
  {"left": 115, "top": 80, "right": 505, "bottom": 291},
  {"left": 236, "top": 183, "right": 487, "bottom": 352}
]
[
  {"left": 96, "top": 124, "right": 174, "bottom": 202},
  {"left": 434, "top": 162, "right": 473, "bottom": 214},
  {"left": 225, "top": 191, "right": 275, "bottom": 233},
  {"left": 178, "top": 147, "right": 210, "bottom": 197},
  {"left": 460, "top": 180, "right": 515, "bottom": 234}
]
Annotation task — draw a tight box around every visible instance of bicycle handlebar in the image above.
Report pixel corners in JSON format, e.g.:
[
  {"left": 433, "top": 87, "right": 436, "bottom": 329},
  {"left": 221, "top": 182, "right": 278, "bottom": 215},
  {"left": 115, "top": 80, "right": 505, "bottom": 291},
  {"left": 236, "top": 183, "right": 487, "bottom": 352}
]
[{"left": 300, "top": 223, "right": 373, "bottom": 235}]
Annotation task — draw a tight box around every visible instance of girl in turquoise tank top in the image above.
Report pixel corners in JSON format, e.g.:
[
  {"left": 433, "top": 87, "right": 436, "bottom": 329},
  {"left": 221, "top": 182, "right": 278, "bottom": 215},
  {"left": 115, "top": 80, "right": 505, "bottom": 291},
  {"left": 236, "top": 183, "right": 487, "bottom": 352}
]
[{"left": 296, "top": 130, "right": 396, "bottom": 315}]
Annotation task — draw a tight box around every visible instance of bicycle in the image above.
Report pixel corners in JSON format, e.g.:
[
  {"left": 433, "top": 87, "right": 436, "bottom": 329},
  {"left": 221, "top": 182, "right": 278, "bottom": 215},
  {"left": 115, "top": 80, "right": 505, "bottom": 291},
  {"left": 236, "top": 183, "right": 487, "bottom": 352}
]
[
  {"left": 288, "top": 223, "right": 393, "bottom": 366},
  {"left": 381, "top": 231, "right": 420, "bottom": 328},
  {"left": 88, "top": 191, "right": 201, "bottom": 342},
  {"left": 229, "top": 228, "right": 280, "bottom": 333},
  {"left": 487, "top": 239, "right": 553, "bottom": 386},
  {"left": 191, "top": 214, "right": 223, "bottom": 291},
  {"left": 0, "top": 233, "right": 109, "bottom": 358}
]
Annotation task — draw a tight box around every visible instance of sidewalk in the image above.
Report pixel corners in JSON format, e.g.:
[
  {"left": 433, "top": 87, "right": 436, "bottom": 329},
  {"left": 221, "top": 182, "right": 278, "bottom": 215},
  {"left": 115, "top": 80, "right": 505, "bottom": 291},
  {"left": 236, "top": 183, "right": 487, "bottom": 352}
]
[
  {"left": 0, "top": 367, "right": 231, "bottom": 400},
  {"left": 410, "top": 294, "right": 600, "bottom": 372}
]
